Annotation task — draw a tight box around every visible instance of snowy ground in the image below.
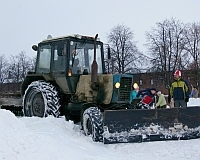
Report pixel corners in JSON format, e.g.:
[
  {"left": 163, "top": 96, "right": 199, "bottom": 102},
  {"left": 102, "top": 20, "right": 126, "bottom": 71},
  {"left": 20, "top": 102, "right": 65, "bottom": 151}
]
[{"left": 0, "top": 98, "right": 200, "bottom": 160}]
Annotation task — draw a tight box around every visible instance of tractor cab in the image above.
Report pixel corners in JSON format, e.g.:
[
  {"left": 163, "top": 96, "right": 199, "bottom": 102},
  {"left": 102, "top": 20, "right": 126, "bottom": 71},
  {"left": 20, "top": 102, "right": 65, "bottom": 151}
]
[
  {"left": 28, "top": 34, "right": 106, "bottom": 95},
  {"left": 34, "top": 34, "right": 105, "bottom": 76}
]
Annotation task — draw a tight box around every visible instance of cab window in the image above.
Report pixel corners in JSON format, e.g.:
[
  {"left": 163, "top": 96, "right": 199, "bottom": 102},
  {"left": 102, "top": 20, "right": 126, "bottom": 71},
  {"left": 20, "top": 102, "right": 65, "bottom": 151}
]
[
  {"left": 53, "top": 43, "right": 66, "bottom": 71},
  {"left": 37, "top": 44, "right": 51, "bottom": 73}
]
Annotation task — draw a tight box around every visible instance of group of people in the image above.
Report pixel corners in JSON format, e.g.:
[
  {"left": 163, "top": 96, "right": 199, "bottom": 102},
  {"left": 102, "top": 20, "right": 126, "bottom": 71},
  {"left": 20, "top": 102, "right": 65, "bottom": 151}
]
[
  {"left": 130, "top": 70, "right": 198, "bottom": 109},
  {"left": 130, "top": 86, "right": 167, "bottom": 109},
  {"left": 129, "top": 82, "right": 167, "bottom": 109}
]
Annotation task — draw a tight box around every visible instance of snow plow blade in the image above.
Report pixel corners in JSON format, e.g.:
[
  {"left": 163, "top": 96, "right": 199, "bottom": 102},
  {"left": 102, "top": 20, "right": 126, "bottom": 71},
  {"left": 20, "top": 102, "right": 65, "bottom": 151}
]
[{"left": 103, "top": 107, "right": 200, "bottom": 144}]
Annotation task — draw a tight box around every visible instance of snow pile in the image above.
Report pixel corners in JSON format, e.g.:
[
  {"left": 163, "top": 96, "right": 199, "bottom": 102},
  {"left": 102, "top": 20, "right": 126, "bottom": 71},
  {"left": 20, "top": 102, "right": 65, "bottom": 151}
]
[
  {"left": 188, "top": 98, "right": 200, "bottom": 107},
  {"left": 1, "top": 98, "right": 200, "bottom": 160}
]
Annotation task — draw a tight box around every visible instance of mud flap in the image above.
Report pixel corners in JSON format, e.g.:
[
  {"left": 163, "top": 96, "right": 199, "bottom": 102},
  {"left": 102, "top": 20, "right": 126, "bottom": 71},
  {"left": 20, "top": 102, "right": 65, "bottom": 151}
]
[{"left": 103, "top": 107, "right": 200, "bottom": 144}]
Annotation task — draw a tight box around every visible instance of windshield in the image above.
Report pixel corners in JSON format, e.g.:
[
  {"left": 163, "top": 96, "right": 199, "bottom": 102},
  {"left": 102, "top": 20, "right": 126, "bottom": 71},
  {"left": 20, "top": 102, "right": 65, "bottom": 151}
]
[{"left": 69, "top": 41, "right": 103, "bottom": 74}]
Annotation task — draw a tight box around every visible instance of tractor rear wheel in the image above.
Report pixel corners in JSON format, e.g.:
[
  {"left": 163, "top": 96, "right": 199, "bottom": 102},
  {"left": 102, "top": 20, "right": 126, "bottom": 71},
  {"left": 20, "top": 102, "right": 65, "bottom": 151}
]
[
  {"left": 23, "top": 80, "right": 60, "bottom": 117},
  {"left": 82, "top": 107, "right": 103, "bottom": 142}
]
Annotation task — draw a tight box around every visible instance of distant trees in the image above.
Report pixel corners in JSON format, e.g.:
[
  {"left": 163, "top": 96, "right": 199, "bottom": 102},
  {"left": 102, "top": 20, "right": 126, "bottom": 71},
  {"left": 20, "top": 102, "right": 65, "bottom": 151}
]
[
  {"left": 0, "top": 55, "right": 8, "bottom": 83},
  {"left": 184, "top": 22, "right": 200, "bottom": 70},
  {"left": 145, "top": 18, "right": 200, "bottom": 86},
  {"left": 0, "top": 52, "right": 35, "bottom": 83},
  {"left": 146, "top": 18, "right": 186, "bottom": 72},
  {"left": 184, "top": 22, "right": 200, "bottom": 86},
  {"left": 2, "top": 20, "right": 200, "bottom": 86},
  {"left": 105, "top": 19, "right": 200, "bottom": 87},
  {"left": 106, "top": 24, "right": 143, "bottom": 74}
]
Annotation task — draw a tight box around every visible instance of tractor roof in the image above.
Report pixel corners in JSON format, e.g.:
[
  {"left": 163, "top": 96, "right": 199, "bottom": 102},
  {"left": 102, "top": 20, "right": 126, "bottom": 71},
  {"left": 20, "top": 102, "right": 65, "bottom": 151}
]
[{"left": 42, "top": 34, "right": 100, "bottom": 42}]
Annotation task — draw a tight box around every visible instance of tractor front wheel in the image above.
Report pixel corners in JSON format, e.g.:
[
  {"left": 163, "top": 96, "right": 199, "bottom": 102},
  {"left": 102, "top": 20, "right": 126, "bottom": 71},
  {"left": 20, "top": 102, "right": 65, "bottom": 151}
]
[{"left": 82, "top": 107, "right": 103, "bottom": 142}]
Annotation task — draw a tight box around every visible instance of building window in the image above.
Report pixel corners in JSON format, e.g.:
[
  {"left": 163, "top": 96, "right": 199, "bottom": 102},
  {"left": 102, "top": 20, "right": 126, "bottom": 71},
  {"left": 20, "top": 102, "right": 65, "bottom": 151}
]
[
  {"left": 150, "top": 79, "right": 153, "bottom": 85},
  {"left": 139, "top": 80, "right": 142, "bottom": 85}
]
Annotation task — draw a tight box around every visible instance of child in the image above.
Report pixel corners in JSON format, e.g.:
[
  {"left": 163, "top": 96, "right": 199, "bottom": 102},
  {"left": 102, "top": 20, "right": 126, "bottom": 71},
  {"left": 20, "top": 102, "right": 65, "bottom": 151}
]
[
  {"left": 129, "top": 83, "right": 140, "bottom": 104},
  {"left": 155, "top": 91, "right": 167, "bottom": 108}
]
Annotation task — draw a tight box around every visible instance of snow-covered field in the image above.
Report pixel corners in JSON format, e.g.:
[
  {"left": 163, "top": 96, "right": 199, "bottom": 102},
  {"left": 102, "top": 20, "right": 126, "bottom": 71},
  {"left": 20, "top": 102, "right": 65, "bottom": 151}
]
[{"left": 0, "top": 98, "right": 200, "bottom": 160}]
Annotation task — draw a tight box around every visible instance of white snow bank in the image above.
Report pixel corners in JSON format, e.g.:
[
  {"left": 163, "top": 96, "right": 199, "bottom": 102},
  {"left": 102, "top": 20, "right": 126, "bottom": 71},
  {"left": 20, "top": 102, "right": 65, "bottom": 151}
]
[{"left": 1, "top": 98, "right": 200, "bottom": 160}]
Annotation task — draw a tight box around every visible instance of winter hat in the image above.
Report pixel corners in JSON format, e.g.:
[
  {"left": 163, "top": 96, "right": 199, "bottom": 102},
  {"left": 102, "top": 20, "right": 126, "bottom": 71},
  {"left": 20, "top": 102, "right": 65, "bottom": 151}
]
[
  {"left": 174, "top": 70, "right": 181, "bottom": 76},
  {"left": 150, "top": 88, "right": 156, "bottom": 91},
  {"left": 157, "top": 91, "right": 161, "bottom": 95}
]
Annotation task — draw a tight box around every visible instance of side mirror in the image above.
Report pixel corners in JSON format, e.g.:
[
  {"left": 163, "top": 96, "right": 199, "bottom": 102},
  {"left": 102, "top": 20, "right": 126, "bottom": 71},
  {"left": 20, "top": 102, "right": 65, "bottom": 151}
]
[{"left": 32, "top": 45, "right": 38, "bottom": 51}]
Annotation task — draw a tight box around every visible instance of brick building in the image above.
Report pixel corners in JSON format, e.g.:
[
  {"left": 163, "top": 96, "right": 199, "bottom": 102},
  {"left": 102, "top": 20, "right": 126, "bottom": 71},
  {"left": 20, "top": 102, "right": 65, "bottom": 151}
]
[
  {"left": 0, "top": 82, "right": 21, "bottom": 93},
  {"left": 0, "top": 70, "right": 199, "bottom": 97},
  {"left": 133, "top": 70, "right": 199, "bottom": 95}
]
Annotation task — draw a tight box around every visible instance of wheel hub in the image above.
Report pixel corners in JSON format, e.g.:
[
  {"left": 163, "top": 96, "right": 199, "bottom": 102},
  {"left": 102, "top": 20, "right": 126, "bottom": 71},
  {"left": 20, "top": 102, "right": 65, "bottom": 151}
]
[
  {"left": 86, "top": 118, "right": 92, "bottom": 135},
  {"left": 32, "top": 92, "right": 45, "bottom": 117}
]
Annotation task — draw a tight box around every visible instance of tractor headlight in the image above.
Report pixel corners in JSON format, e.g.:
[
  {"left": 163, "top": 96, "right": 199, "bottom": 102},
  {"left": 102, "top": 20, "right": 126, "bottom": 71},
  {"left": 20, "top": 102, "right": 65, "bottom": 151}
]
[{"left": 115, "top": 82, "right": 120, "bottom": 88}]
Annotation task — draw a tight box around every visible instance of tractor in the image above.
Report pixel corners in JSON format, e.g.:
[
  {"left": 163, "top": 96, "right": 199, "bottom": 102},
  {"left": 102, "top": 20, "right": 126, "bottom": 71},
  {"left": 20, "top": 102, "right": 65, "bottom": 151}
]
[{"left": 1, "top": 33, "right": 200, "bottom": 144}]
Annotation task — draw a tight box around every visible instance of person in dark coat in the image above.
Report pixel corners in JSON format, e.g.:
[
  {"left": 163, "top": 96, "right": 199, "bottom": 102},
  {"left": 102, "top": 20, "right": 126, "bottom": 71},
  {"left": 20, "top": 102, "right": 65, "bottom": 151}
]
[{"left": 136, "top": 88, "right": 157, "bottom": 109}]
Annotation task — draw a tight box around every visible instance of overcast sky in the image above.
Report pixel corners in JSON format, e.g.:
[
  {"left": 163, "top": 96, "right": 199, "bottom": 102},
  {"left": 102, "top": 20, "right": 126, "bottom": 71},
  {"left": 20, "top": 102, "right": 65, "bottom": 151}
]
[{"left": 1, "top": 0, "right": 200, "bottom": 58}]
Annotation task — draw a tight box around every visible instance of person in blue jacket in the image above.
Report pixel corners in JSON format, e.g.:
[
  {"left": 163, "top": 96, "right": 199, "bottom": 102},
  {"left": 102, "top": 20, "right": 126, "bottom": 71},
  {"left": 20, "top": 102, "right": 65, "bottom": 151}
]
[
  {"left": 189, "top": 85, "right": 198, "bottom": 98},
  {"left": 129, "top": 83, "right": 140, "bottom": 104}
]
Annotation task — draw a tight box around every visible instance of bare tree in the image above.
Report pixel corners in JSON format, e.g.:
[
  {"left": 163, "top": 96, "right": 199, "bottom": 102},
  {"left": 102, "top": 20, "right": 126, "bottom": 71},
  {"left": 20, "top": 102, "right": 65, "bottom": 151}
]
[
  {"left": 107, "top": 24, "right": 141, "bottom": 74},
  {"left": 8, "top": 51, "right": 35, "bottom": 82},
  {"left": 0, "top": 55, "right": 9, "bottom": 83},
  {"left": 145, "top": 18, "right": 189, "bottom": 85},
  {"left": 184, "top": 22, "right": 200, "bottom": 68},
  {"left": 183, "top": 22, "right": 200, "bottom": 86}
]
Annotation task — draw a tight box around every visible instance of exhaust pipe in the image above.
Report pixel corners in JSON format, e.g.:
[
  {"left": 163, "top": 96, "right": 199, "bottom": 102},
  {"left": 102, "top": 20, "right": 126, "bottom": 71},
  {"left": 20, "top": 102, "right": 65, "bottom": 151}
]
[{"left": 91, "top": 34, "right": 99, "bottom": 90}]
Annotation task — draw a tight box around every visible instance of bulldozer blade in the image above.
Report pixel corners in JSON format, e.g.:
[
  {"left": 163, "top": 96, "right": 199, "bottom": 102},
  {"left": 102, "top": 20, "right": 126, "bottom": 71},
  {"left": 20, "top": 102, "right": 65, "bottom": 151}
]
[{"left": 103, "top": 107, "right": 200, "bottom": 144}]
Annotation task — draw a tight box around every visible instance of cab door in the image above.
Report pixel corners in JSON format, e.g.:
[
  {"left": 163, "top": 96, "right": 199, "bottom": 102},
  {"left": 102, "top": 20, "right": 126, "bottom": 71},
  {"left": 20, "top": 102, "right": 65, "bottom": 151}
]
[{"left": 52, "top": 42, "right": 71, "bottom": 94}]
